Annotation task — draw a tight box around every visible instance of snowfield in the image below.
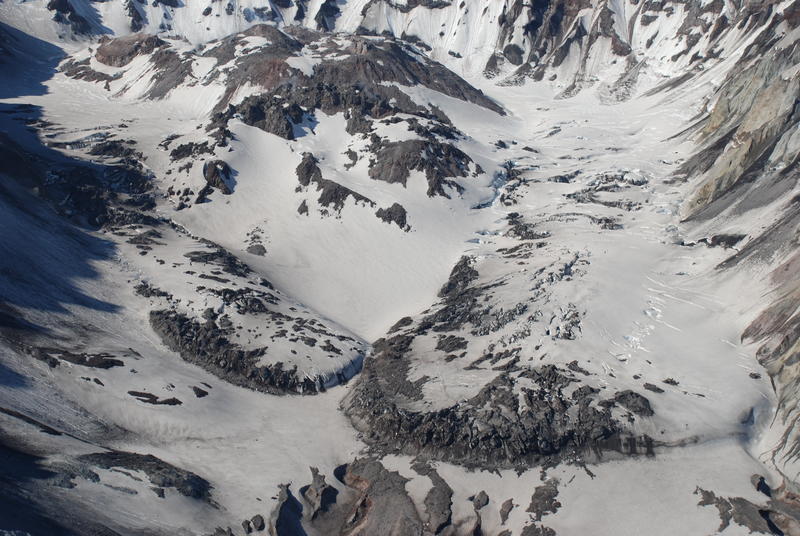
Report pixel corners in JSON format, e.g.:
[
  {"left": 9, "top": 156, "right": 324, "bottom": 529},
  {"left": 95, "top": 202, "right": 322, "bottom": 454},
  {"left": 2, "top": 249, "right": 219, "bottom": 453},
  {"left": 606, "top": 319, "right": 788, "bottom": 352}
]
[{"left": 1, "top": 0, "right": 799, "bottom": 534}]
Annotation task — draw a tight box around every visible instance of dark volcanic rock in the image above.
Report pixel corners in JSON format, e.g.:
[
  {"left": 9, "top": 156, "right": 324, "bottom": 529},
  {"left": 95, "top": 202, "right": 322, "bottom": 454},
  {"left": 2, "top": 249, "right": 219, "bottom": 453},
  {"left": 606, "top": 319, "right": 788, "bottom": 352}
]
[
  {"left": 296, "top": 152, "right": 323, "bottom": 187},
  {"left": 500, "top": 498, "right": 514, "bottom": 525},
  {"left": 183, "top": 244, "right": 251, "bottom": 277},
  {"left": 375, "top": 202, "right": 410, "bottom": 231},
  {"left": 368, "top": 139, "right": 472, "bottom": 198},
  {"left": 300, "top": 36, "right": 503, "bottom": 114},
  {"left": 149, "top": 309, "right": 326, "bottom": 394},
  {"left": 124, "top": 0, "right": 145, "bottom": 32},
  {"left": 206, "top": 30, "right": 502, "bottom": 153},
  {"left": 438, "top": 256, "right": 478, "bottom": 298},
  {"left": 199, "top": 159, "right": 234, "bottom": 199},
  {"left": 47, "top": 0, "right": 91, "bottom": 34},
  {"left": 412, "top": 462, "right": 453, "bottom": 534},
  {"left": 613, "top": 390, "right": 654, "bottom": 416},
  {"left": 342, "top": 245, "right": 652, "bottom": 469},
  {"left": 61, "top": 57, "right": 120, "bottom": 85},
  {"left": 95, "top": 34, "right": 166, "bottom": 67},
  {"left": 315, "top": 179, "right": 373, "bottom": 213},
  {"left": 436, "top": 334, "right": 468, "bottom": 353},
  {"left": 314, "top": 0, "right": 340, "bottom": 30},
  {"left": 521, "top": 524, "right": 558, "bottom": 536},
  {"left": 296, "top": 153, "right": 374, "bottom": 213},
  {"left": 250, "top": 514, "right": 265, "bottom": 531},
  {"left": 80, "top": 451, "right": 212, "bottom": 501},
  {"left": 134, "top": 281, "right": 172, "bottom": 299},
  {"left": 246, "top": 244, "right": 267, "bottom": 256},
  {"left": 169, "top": 141, "right": 213, "bottom": 160},
  {"left": 643, "top": 383, "right": 664, "bottom": 394},
  {"left": 508, "top": 213, "right": 551, "bottom": 241},
  {"left": 527, "top": 479, "right": 560, "bottom": 521},
  {"left": 32, "top": 348, "right": 124, "bottom": 369},
  {"left": 503, "top": 44, "right": 525, "bottom": 65},
  {"left": 195, "top": 32, "right": 496, "bottom": 213},
  {"left": 137, "top": 46, "right": 193, "bottom": 100},
  {"left": 695, "top": 487, "right": 776, "bottom": 534},
  {"left": 0, "top": 133, "right": 153, "bottom": 229},
  {"left": 472, "top": 490, "right": 490, "bottom": 510},
  {"left": 128, "top": 391, "right": 182, "bottom": 405},
  {"left": 232, "top": 94, "right": 305, "bottom": 140},
  {"left": 699, "top": 233, "right": 747, "bottom": 248},
  {"left": 344, "top": 358, "right": 645, "bottom": 468},
  {"left": 88, "top": 139, "right": 141, "bottom": 161}
]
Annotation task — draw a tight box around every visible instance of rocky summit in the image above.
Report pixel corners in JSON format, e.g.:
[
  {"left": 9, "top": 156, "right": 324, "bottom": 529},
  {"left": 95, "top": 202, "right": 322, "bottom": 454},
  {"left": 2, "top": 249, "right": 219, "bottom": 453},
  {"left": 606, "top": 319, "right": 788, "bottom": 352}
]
[{"left": 1, "top": 0, "right": 800, "bottom": 535}]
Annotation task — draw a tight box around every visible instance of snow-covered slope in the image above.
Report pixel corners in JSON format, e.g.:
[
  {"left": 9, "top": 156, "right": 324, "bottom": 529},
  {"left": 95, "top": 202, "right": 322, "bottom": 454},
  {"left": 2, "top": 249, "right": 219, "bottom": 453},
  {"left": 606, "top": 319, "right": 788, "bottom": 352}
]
[
  {"left": 3, "top": 0, "right": 790, "bottom": 91},
  {"left": 1, "top": 0, "right": 800, "bottom": 535}
]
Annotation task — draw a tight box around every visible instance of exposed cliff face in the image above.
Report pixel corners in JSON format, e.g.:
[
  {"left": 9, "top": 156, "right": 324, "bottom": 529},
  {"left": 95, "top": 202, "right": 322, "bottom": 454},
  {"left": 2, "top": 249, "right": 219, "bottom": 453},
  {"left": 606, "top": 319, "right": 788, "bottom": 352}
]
[
  {"left": 682, "top": 25, "right": 800, "bottom": 221},
  {"left": 3, "top": 0, "right": 791, "bottom": 98},
  {"left": 345, "top": 0, "right": 796, "bottom": 99},
  {"left": 668, "top": 5, "right": 800, "bottom": 487},
  {"left": 742, "top": 250, "right": 800, "bottom": 485}
]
